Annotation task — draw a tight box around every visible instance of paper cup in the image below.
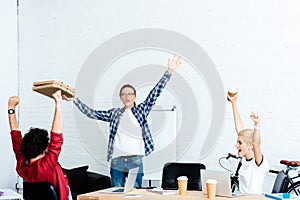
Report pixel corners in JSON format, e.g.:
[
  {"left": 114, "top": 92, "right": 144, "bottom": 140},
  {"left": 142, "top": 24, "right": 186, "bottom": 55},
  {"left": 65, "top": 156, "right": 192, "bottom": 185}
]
[
  {"left": 177, "top": 176, "right": 188, "bottom": 195},
  {"left": 228, "top": 86, "right": 238, "bottom": 97},
  {"left": 206, "top": 179, "right": 217, "bottom": 199}
]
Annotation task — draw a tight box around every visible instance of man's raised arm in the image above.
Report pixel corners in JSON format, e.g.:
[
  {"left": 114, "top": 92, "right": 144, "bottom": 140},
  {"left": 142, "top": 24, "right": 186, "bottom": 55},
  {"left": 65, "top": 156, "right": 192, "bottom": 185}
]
[
  {"left": 8, "top": 96, "right": 20, "bottom": 131},
  {"left": 51, "top": 90, "right": 63, "bottom": 134}
]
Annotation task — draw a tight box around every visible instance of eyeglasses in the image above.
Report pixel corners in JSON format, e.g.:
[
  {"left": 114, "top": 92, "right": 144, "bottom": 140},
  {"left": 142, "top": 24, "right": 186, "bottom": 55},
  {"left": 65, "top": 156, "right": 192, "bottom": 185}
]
[{"left": 120, "top": 93, "right": 135, "bottom": 98}]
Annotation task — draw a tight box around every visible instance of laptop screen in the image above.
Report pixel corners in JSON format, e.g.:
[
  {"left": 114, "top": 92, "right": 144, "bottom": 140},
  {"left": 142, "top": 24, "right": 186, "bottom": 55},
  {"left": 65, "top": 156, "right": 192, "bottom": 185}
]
[
  {"left": 201, "top": 170, "right": 232, "bottom": 196},
  {"left": 124, "top": 167, "right": 139, "bottom": 193},
  {"left": 99, "top": 167, "right": 139, "bottom": 194}
]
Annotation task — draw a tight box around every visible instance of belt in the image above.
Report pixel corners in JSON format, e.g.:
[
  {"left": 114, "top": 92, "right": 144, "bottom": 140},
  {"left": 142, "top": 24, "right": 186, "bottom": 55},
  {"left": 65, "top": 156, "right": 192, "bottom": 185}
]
[{"left": 119, "top": 155, "right": 142, "bottom": 159}]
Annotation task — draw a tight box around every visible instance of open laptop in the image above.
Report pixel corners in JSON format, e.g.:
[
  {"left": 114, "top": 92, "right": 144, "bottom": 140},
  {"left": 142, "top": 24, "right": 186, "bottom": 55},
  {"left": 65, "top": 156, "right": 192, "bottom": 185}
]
[
  {"left": 100, "top": 167, "right": 139, "bottom": 194},
  {"left": 201, "top": 170, "right": 244, "bottom": 197}
]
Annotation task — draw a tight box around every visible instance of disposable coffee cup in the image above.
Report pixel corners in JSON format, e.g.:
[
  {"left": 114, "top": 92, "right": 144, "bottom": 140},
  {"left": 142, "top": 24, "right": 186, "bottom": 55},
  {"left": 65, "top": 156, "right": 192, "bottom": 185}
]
[
  {"left": 228, "top": 86, "right": 238, "bottom": 97},
  {"left": 206, "top": 179, "right": 217, "bottom": 199},
  {"left": 177, "top": 176, "right": 188, "bottom": 195}
]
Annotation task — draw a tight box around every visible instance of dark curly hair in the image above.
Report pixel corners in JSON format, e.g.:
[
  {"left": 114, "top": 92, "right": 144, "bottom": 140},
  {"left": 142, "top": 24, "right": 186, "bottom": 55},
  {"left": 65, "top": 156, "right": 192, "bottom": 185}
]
[{"left": 21, "top": 128, "right": 49, "bottom": 160}]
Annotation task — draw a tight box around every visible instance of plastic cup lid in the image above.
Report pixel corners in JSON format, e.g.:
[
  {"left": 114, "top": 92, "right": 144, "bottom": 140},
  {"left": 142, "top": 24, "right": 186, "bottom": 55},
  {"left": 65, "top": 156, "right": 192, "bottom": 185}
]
[{"left": 177, "top": 176, "right": 188, "bottom": 180}]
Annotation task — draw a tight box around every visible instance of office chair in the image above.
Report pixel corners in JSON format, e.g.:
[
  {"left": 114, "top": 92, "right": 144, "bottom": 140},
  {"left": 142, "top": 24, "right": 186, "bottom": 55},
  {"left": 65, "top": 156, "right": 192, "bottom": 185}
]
[
  {"left": 271, "top": 170, "right": 289, "bottom": 193},
  {"left": 161, "top": 162, "right": 206, "bottom": 191},
  {"left": 23, "top": 181, "right": 59, "bottom": 200}
]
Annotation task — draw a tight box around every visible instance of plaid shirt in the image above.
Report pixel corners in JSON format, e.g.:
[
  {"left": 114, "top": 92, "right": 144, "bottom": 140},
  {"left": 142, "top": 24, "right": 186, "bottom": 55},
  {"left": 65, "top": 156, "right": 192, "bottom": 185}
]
[{"left": 74, "top": 71, "right": 172, "bottom": 161}]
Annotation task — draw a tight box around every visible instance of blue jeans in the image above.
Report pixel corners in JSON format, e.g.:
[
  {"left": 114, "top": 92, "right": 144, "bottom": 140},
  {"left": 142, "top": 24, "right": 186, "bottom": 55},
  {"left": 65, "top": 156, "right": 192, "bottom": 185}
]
[{"left": 110, "top": 155, "right": 144, "bottom": 188}]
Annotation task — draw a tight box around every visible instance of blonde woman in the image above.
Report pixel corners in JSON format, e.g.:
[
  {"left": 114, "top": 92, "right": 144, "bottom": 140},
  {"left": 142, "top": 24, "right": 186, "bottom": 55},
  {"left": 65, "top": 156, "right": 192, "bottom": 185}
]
[{"left": 227, "top": 90, "right": 269, "bottom": 194}]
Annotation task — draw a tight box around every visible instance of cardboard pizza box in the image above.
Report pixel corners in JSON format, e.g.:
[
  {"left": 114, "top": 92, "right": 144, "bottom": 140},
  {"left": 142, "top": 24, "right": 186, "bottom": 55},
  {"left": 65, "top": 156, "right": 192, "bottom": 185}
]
[
  {"left": 32, "top": 80, "right": 75, "bottom": 99},
  {"left": 33, "top": 80, "right": 65, "bottom": 87}
]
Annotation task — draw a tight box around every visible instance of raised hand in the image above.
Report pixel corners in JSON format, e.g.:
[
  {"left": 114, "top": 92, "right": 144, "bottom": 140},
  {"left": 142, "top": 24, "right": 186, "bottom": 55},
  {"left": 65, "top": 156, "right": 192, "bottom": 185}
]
[
  {"left": 227, "top": 89, "right": 239, "bottom": 103},
  {"left": 250, "top": 111, "right": 261, "bottom": 126},
  {"left": 8, "top": 96, "right": 20, "bottom": 109},
  {"left": 167, "top": 55, "right": 182, "bottom": 72},
  {"left": 8, "top": 96, "right": 20, "bottom": 130},
  {"left": 62, "top": 94, "right": 74, "bottom": 101},
  {"left": 52, "top": 90, "right": 62, "bottom": 104}
]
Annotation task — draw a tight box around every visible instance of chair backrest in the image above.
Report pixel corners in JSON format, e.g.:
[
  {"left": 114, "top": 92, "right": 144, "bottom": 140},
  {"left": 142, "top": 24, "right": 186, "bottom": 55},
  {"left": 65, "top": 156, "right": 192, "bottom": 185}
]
[
  {"left": 161, "top": 162, "right": 206, "bottom": 191},
  {"left": 271, "top": 170, "right": 289, "bottom": 193},
  {"left": 23, "top": 181, "right": 59, "bottom": 200}
]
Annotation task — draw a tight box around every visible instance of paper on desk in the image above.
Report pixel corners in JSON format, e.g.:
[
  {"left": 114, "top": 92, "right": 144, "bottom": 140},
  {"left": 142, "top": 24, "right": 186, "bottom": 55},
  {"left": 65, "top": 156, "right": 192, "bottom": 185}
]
[{"left": 147, "top": 188, "right": 178, "bottom": 195}]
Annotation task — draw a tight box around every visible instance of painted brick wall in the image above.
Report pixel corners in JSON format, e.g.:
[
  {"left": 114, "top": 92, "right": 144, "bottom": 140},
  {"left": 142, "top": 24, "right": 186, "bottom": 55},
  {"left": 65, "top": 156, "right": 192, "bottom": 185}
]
[{"left": 0, "top": 0, "right": 18, "bottom": 189}]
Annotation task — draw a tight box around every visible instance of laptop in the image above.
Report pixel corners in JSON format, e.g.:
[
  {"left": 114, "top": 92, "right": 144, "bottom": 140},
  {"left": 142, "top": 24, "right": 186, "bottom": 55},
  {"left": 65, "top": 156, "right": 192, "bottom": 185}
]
[
  {"left": 201, "top": 170, "right": 244, "bottom": 197},
  {"left": 100, "top": 167, "right": 139, "bottom": 194}
]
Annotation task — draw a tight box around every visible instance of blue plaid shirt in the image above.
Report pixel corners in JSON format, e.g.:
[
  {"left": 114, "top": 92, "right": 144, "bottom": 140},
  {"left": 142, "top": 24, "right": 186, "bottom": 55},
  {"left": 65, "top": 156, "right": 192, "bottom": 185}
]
[{"left": 74, "top": 71, "right": 172, "bottom": 161}]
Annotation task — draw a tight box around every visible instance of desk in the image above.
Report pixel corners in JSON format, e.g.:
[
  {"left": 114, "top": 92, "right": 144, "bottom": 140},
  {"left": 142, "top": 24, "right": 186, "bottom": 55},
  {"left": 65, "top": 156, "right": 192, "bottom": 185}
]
[
  {"left": 0, "top": 189, "right": 22, "bottom": 200},
  {"left": 77, "top": 189, "right": 269, "bottom": 200}
]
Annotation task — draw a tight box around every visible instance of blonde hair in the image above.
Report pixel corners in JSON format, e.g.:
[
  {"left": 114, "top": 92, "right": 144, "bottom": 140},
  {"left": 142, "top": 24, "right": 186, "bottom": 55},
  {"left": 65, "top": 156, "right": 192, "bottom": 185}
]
[{"left": 238, "top": 128, "right": 254, "bottom": 145}]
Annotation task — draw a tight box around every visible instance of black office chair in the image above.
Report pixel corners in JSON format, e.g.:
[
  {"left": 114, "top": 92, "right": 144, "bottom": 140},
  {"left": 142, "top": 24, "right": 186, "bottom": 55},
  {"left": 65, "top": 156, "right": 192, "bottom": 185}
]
[
  {"left": 271, "top": 170, "right": 289, "bottom": 193},
  {"left": 161, "top": 162, "right": 206, "bottom": 191},
  {"left": 23, "top": 181, "right": 59, "bottom": 200}
]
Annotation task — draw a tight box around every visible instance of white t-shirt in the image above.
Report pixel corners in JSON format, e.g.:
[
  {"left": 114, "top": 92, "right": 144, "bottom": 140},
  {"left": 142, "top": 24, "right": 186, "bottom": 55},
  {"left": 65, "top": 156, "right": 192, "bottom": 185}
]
[
  {"left": 112, "top": 109, "right": 145, "bottom": 158},
  {"left": 239, "top": 156, "right": 269, "bottom": 194}
]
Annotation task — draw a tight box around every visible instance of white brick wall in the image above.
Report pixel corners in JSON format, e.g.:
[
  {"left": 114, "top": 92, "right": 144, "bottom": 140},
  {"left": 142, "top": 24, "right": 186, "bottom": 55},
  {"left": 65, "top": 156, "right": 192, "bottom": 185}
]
[
  {"left": 0, "top": 0, "right": 18, "bottom": 189},
  {"left": 1, "top": 0, "right": 300, "bottom": 193}
]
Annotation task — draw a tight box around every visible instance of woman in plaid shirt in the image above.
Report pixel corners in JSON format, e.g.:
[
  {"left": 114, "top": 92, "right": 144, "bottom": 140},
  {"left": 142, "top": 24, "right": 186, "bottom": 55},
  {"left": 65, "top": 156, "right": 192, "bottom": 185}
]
[{"left": 64, "top": 55, "right": 181, "bottom": 187}]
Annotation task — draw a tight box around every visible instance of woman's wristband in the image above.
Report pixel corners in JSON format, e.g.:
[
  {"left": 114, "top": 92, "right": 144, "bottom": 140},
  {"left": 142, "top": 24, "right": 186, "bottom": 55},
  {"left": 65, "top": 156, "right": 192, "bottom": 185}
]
[{"left": 254, "top": 125, "right": 261, "bottom": 130}]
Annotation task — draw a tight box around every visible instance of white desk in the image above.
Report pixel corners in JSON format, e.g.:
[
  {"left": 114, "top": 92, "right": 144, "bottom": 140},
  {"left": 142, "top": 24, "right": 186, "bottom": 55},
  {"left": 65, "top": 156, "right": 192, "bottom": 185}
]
[
  {"left": 0, "top": 189, "right": 22, "bottom": 200},
  {"left": 78, "top": 189, "right": 269, "bottom": 200}
]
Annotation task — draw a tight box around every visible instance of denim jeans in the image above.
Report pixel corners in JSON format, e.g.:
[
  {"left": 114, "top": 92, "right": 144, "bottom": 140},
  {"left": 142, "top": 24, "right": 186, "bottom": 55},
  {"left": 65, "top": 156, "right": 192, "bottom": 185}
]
[{"left": 110, "top": 155, "right": 144, "bottom": 188}]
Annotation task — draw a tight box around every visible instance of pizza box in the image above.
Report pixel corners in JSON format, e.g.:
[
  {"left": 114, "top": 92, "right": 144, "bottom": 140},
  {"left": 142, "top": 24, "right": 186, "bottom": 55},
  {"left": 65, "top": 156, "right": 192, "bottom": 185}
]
[{"left": 32, "top": 80, "right": 75, "bottom": 99}]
